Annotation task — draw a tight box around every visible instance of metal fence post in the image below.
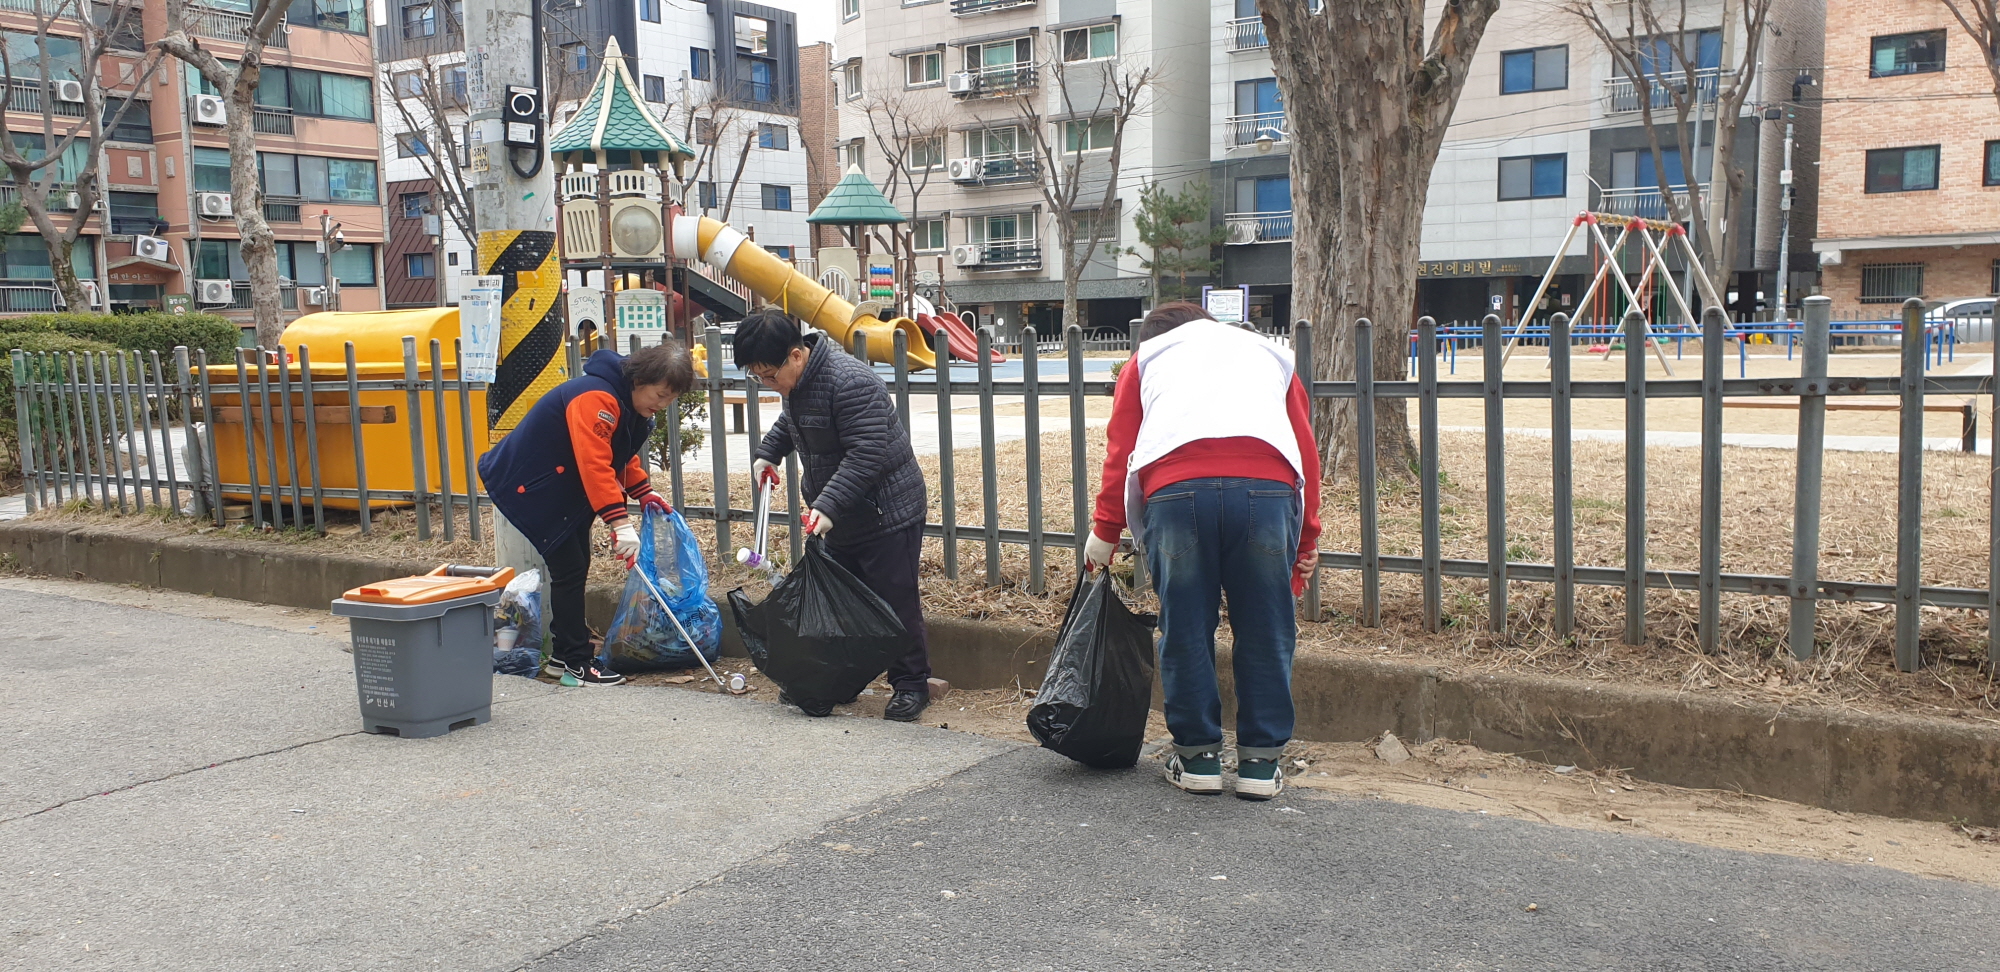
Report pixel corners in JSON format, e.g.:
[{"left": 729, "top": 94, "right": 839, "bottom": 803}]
[
  {"left": 1481, "top": 314, "right": 1506, "bottom": 634},
  {"left": 154, "top": 352, "right": 180, "bottom": 518},
  {"left": 978, "top": 326, "right": 1000, "bottom": 586},
  {"left": 892, "top": 329, "right": 911, "bottom": 434},
  {"left": 1789, "top": 296, "right": 1830, "bottom": 659},
  {"left": 1622, "top": 309, "right": 1647, "bottom": 645},
  {"left": 120, "top": 352, "right": 152, "bottom": 512},
  {"left": 455, "top": 339, "right": 480, "bottom": 543},
  {"left": 277, "top": 348, "right": 304, "bottom": 526},
  {"left": 1549, "top": 313, "right": 1575, "bottom": 639},
  {"left": 429, "top": 339, "right": 456, "bottom": 542},
  {"left": 10, "top": 353, "right": 35, "bottom": 513},
  {"left": 1023, "top": 326, "right": 1045, "bottom": 594},
  {"left": 299, "top": 344, "right": 326, "bottom": 534},
  {"left": 1417, "top": 317, "right": 1442, "bottom": 632},
  {"left": 705, "top": 325, "right": 729, "bottom": 555},
  {"left": 91, "top": 353, "right": 124, "bottom": 513},
  {"left": 1698, "top": 307, "right": 1725, "bottom": 653},
  {"left": 1894, "top": 298, "right": 1926, "bottom": 672},
  {"left": 937, "top": 334, "right": 958, "bottom": 580},
  {"left": 1067, "top": 325, "right": 1087, "bottom": 575},
  {"left": 254, "top": 350, "right": 284, "bottom": 528},
  {"left": 233, "top": 351, "right": 264, "bottom": 528},
  {"left": 1354, "top": 318, "right": 1380, "bottom": 627},
  {"left": 345, "top": 343, "right": 371, "bottom": 535},
  {"left": 402, "top": 336, "right": 432, "bottom": 541},
  {"left": 192, "top": 349, "right": 222, "bottom": 525}
]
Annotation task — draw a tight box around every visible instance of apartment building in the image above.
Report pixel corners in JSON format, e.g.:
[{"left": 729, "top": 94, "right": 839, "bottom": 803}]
[
  {"left": 1814, "top": 0, "right": 2000, "bottom": 316},
  {"left": 374, "top": 0, "right": 810, "bottom": 307},
  {"left": 832, "top": 0, "right": 1209, "bottom": 336},
  {"left": 2, "top": 1, "right": 387, "bottom": 321},
  {"left": 1207, "top": 0, "right": 1289, "bottom": 327}
]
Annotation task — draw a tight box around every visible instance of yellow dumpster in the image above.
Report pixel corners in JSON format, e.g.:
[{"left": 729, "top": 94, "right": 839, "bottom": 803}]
[{"left": 203, "top": 309, "right": 491, "bottom": 511}]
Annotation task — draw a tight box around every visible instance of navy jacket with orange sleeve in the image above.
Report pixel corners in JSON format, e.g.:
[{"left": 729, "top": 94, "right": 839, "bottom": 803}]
[{"left": 478, "top": 350, "right": 659, "bottom": 555}]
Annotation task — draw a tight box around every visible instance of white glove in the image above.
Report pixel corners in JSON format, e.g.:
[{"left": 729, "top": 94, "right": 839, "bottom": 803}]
[
  {"left": 803, "top": 508, "right": 835, "bottom": 537},
  {"left": 1083, "top": 533, "right": 1116, "bottom": 572},
  {"left": 752, "top": 458, "right": 779, "bottom": 491},
  {"left": 612, "top": 522, "right": 640, "bottom": 567}
]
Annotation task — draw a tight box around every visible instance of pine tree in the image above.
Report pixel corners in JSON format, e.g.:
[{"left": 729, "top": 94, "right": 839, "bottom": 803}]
[{"left": 1128, "top": 180, "right": 1223, "bottom": 302}]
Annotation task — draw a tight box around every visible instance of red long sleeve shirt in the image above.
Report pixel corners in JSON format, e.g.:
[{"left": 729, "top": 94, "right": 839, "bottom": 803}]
[{"left": 1091, "top": 360, "right": 1322, "bottom": 561}]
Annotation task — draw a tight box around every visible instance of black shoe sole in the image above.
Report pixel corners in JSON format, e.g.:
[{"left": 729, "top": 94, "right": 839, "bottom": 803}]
[{"left": 884, "top": 703, "right": 928, "bottom": 723}]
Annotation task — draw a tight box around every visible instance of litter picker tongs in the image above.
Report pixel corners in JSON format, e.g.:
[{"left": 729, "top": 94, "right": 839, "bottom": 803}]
[{"left": 735, "top": 477, "right": 781, "bottom": 581}]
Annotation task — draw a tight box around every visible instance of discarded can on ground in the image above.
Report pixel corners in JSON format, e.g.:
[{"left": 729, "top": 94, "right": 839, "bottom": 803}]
[{"left": 331, "top": 565, "right": 514, "bottom": 738}]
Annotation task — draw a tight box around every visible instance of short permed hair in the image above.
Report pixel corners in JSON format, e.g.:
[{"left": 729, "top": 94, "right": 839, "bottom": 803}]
[
  {"left": 1136, "top": 300, "right": 1215, "bottom": 344},
  {"left": 731, "top": 308, "right": 806, "bottom": 370},
  {"left": 625, "top": 338, "right": 695, "bottom": 396}
]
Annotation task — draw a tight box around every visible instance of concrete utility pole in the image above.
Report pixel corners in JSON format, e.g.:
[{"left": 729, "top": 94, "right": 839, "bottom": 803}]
[
  {"left": 318, "top": 210, "right": 344, "bottom": 311},
  {"left": 1774, "top": 120, "right": 1794, "bottom": 321}
]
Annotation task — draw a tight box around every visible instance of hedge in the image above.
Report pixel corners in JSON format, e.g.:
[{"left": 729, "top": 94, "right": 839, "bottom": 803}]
[
  {"left": 0, "top": 331, "right": 120, "bottom": 479},
  {"left": 0, "top": 311, "right": 240, "bottom": 363}
]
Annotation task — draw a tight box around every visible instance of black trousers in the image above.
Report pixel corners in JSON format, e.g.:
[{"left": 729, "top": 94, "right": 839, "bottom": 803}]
[
  {"left": 542, "top": 525, "right": 597, "bottom": 669},
  {"left": 824, "top": 522, "right": 933, "bottom": 692}
]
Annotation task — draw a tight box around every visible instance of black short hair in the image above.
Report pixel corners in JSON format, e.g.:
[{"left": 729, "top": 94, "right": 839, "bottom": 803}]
[
  {"left": 1136, "top": 301, "right": 1215, "bottom": 343},
  {"left": 731, "top": 308, "right": 805, "bottom": 370},
  {"left": 626, "top": 339, "right": 695, "bottom": 396}
]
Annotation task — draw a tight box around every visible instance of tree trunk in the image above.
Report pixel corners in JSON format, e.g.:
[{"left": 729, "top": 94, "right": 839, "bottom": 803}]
[
  {"left": 1263, "top": 0, "right": 1498, "bottom": 482},
  {"left": 228, "top": 73, "right": 282, "bottom": 347},
  {"left": 21, "top": 199, "right": 88, "bottom": 311}
]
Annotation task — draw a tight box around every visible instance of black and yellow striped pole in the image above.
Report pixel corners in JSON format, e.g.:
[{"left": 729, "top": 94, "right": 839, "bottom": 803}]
[{"left": 478, "top": 229, "right": 567, "bottom": 444}]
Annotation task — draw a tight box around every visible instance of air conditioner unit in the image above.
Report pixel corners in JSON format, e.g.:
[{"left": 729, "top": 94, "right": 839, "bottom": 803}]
[
  {"left": 301, "top": 286, "right": 327, "bottom": 306},
  {"left": 91, "top": 197, "right": 108, "bottom": 212},
  {"left": 53, "top": 79, "right": 84, "bottom": 103},
  {"left": 951, "top": 244, "right": 983, "bottom": 268},
  {"left": 190, "top": 93, "right": 226, "bottom": 126},
  {"left": 947, "top": 158, "right": 984, "bottom": 183},
  {"left": 134, "top": 235, "right": 172, "bottom": 262},
  {"left": 196, "top": 279, "right": 233, "bottom": 305},
  {"left": 79, "top": 280, "right": 100, "bottom": 308},
  {"left": 945, "top": 72, "right": 975, "bottom": 94},
  {"left": 196, "top": 191, "right": 233, "bottom": 217},
  {"left": 59, "top": 191, "right": 81, "bottom": 210},
  {"left": 1225, "top": 221, "right": 1260, "bottom": 245}
]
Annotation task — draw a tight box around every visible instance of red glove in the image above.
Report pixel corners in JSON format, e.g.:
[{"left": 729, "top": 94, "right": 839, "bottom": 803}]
[{"left": 638, "top": 492, "right": 672, "bottom": 516}]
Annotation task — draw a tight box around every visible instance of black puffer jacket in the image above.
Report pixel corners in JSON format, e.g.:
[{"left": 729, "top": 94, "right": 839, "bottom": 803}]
[{"left": 755, "top": 333, "right": 926, "bottom": 543}]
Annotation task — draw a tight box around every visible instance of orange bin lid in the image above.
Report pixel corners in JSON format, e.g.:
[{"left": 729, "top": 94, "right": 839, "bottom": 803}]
[{"left": 342, "top": 565, "right": 516, "bottom": 605}]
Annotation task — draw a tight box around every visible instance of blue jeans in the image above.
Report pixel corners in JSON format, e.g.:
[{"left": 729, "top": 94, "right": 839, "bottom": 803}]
[{"left": 1141, "top": 477, "right": 1300, "bottom": 761}]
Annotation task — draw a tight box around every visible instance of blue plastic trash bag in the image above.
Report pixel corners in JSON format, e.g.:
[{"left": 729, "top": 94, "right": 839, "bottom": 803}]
[
  {"left": 493, "top": 568, "right": 545, "bottom": 678},
  {"left": 603, "top": 507, "right": 723, "bottom": 672}
]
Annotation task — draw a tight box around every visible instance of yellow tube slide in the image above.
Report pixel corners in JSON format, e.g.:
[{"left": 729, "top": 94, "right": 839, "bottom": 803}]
[{"left": 675, "top": 215, "right": 937, "bottom": 371}]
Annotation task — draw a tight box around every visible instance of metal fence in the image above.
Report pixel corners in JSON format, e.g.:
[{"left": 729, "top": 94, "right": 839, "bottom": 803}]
[{"left": 10, "top": 298, "right": 1994, "bottom": 673}]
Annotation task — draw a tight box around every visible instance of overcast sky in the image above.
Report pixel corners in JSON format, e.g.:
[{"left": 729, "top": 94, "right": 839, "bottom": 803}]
[{"left": 763, "top": 0, "right": 839, "bottom": 47}]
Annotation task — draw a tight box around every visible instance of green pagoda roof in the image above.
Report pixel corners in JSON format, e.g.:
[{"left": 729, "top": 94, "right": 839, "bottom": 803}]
[
  {"left": 548, "top": 36, "right": 695, "bottom": 167},
  {"left": 807, "top": 166, "right": 908, "bottom": 226}
]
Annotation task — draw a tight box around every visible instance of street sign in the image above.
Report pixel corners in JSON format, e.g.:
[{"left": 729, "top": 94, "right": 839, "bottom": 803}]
[
  {"left": 459, "top": 275, "right": 504, "bottom": 383},
  {"left": 1202, "top": 284, "right": 1249, "bottom": 324},
  {"left": 163, "top": 293, "right": 191, "bottom": 316}
]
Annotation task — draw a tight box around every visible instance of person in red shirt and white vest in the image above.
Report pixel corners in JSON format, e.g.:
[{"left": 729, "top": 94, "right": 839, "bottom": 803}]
[{"left": 1086, "top": 301, "right": 1322, "bottom": 800}]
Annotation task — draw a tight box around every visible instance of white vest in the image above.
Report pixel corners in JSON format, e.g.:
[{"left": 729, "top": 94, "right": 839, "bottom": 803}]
[{"left": 1123, "top": 320, "right": 1305, "bottom": 545}]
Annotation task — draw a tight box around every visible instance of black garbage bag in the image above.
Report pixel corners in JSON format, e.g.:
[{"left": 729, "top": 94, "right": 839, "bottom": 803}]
[
  {"left": 1027, "top": 571, "right": 1158, "bottom": 768},
  {"left": 728, "top": 537, "right": 911, "bottom": 715}
]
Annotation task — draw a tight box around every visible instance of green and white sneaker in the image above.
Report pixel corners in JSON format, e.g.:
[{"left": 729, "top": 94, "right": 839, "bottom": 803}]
[
  {"left": 1165, "top": 752, "right": 1224, "bottom": 794},
  {"left": 1234, "top": 758, "right": 1284, "bottom": 801}
]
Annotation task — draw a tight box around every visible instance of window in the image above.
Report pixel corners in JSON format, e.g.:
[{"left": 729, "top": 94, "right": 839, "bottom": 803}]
[
  {"left": 969, "top": 37, "right": 1033, "bottom": 73},
  {"left": 261, "top": 67, "right": 375, "bottom": 121},
  {"left": 970, "top": 127, "right": 1016, "bottom": 158},
  {"left": 1079, "top": 207, "right": 1119, "bottom": 243},
  {"left": 396, "top": 133, "right": 430, "bottom": 158},
  {"left": 644, "top": 74, "right": 666, "bottom": 102},
  {"left": 405, "top": 252, "right": 437, "bottom": 278},
  {"left": 1866, "top": 145, "right": 1940, "bottom": 193},
  {"left": 761, "top": 184, "right": 792, "bottom": 210},
  {"left": 443, "top": 67, "right": 468, "bottom": 106},
  {"left": 191, "top": 239, "right": 241, "bottom": 281},
  {"left": 286, "top": 0, "right": 367, "bottom": 35},
  {"left": 101, "top": 97, "right": 151, "bottom": 143},
  {"left": 1234, "top": 175, "right": 1291, "bottom": 213},
  {"left": 1501, "top": 46, "right": 1567, "bottom": 93},
  {"left": 969, "top": 213, "right": 1025, "bottom": 243},
  {"left": 695, "top": 117, "right": 716, "bottom": 145},
  {"left": 906, "top": 51, "right": 941, "bottom": 86},
  {"left": 564, "top": 44, "right": 589, "bottom": 74},
  {"left": 691, "top": 47, "right": 713, "bottom": 81},
  {"left": 1063, "top": 117, "right": 1114, "bottom": 152},
  {"left": 393, "top": 71, "right": 424, "bottom": 98},
  {"left": 842, "top": 0, "right": 859, "bottom": 21},
  {"left": 1, "top": 233, "right": 91, "bottom": 281},
  {"left": 326, "top": 158, "right": 378, "bottom": 203},
  {"left": 1860, "top": 263, "right": 1924, "bottom": 304},
  {"left": 1636, "top": 29, "right": 1721, "bottom": 75},
  {"left": 910, "top": 135, "right": 944, "bottom": 170},
  {"left": 192, "top": 147, "right": 232, "bottom": 192},
  {"left": 1992, "top": 261, "right": 2000, "bottom": 296},
  {"left": 107, "top": 191, "right": 161, "bottom": 235},
  {"left": 448, "top": 251, "right": 459, "bottom": 266},
  {"left": 258, "top": 152, "right": 298, "bottom": 196},
  {"left": 1872, "top": 31, "right": 1945, "bottom": 78},
  {"left": 1235, "top": 77, "right": 1282, "bottom": 115},
  {"left": 843, "top": 138, "right": 866, "bottom": 172},
  {"left": 1061, "top": 23, "right": 1117, "bottom": 62},
  {"left": 698, "top": 181, "right": 717, "bottom": 209},
  {"left": 255, "top": 153, "right": 378, "bottom": 203},
  {"left": 768, "top": 245, "right": 794, "bottom": 261},
  {"left": 1, "top": 31, "right": 81, "bottom": 80},
  {"left": 331, "top": 245, "right": 377, "bottom": 286},
  {"left": 913, "top": 218, "right": 946, "bottom": 251},
  {"left": 1498, "top": 154, "right": 1566, "bottom": 200},
  {"left": 842, "top": 60, "right": 863, "bottom": 101},
  {"left": 758, "top": 123, "right": 790, "bottom": 150},
  {"left": 400, "top": 3, "right": 436, "bottom": 39},
  {"left": 743, "top": 57, "right": 776, "bottom": 103},
  {"left": 1987, "top": 140, "right": 2000, "bottom": 187},
  {"left": 1610, "top": 146, "right": 1709, "bottom": 189},
  {"left": 639, "top": 0, "right": 659, "bottom": 23},
  {"left": 400, "top": 192, "right": 430, "bottom": 219}
]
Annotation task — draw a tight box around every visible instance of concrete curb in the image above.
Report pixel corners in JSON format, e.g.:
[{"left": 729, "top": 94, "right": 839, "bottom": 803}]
[{"left": 2, "top": 519, "right": 1994, "bottom": 826}]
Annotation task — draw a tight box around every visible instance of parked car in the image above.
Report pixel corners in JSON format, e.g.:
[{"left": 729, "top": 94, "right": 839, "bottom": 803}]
[{"left": 1924, "top": 298, "right": 1994, "bottom": 343}]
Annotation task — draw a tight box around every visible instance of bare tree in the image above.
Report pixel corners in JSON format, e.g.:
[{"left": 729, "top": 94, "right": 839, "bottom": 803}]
[
  {"left": 1563, "top": 0, "right": 1776, "bottom": 311},
  {"left": 664, "top": 84, "right": 747, "bottom": 217},
  {"left": 159, "top": 0, "right": 289, "bottom": 346},
  {"left": 381, "top": 55, "right": 476, "bottom": 249},
  {"left": 0, "top": 0, "right": 163, "bottom": 311},
  {"left": 1004, "top": 53, "right": 1156, "bottom": 331},
  {"left": 1263, "top": 0, "right": 1498, "bottom": 479},
  {"left": 860, "top": 93, "right": 948, "bottom": 315},
  {"left": 1941, "top": 1, "right": 2000, "bottom": 112}
]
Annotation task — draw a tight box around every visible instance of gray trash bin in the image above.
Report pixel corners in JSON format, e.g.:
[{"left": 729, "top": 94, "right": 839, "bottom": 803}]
[{"left": 331, "top": 565, "right": 514, "bottom": 738}]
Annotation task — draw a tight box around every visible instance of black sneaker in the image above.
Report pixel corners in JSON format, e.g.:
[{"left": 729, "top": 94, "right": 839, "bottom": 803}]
[
  {"left": 884, "top": 688, "right": 929, "bottom": 722},
  {"left": 561, "top": 661, "right": 626, "bottom": 686}
]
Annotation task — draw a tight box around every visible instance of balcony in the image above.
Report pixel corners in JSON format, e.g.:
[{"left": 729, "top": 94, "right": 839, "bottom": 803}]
[
  {"left": 0, "top": 285, "right": 60, "bottom": 313},
  {"left": 5, "top": 78, "right": 88, "bottom": 118},
  {"left": 1226, "top": 111, "right": 1288, "bottom": 147},
  {"left": 1603, "top": 67, "right": 1722, "bottom": 114},
  {"left": 949, "top": 0, "right": 1035, "bottom": 16},
  {"left": 263, "top": 195, "right": 304, "bottom": 223},
  {"left": 1596, "top": 184, "right": 1707, "bottom": 221},
  {"left": 1224, "top": 211, "right": 1292, "bottom": 245},
  {"left": 190, "top": 6, "right": 289, "bottom": 49},
  {"left": 0, "top": 182, "right": 75, "bottom": 207},
  {"left": 1225, "top": 17, "right": 1267, "bottom": 52},
  {"left": 964, "top": 241, "right": 1040, "bottom": 272},
  {"left": 228, "top": 283, "right": 299, "bottom": 311},
  {"left": 252, "top": 106, "right": 295, "bottom": 135},
  {"left": 966, "top": 153, "right": 1040, "bottom": 187},
  {"left": 110, "top": 214, "right": 169, "bottom": 236},
  {"left": 951, "top": 62, "right": 1038, "bottom": 98}
]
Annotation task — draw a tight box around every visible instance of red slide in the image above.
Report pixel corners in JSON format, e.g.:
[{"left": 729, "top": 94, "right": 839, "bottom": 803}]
[{"left": 917, "top": 312, "right": 1007, "bottom": 364}]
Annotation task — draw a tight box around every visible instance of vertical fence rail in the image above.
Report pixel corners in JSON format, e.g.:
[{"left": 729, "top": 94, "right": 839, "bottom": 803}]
[
  {"left": 33, "top": 353, "right": 60, "bottom": 507},
  {"left": 154, "top": 352, "right": 180, "bottom": 519},
  {"left": 87, "top": 353, "right": 119, "bottom": 512},
  {"left": 1697, "top": 307, "right": 1725, "bottom": 653},
  {"left": 345, "top": 343, "right": 371, "bottom": 535},
  {"left": 1894, "top": 298, "right": 1926, "bottom": 671},
  {"left": 277, "top": 350, "right": 304, "bottom": 526},
  {"left": 10, "top": 354, "right": 32, "bottom": 513},
  {"left": 401, "top": 337, "right": 432, "bottom": 541},
  {"left": 977, "top": 326, "right": 1000, "bottom": 586},
  {"left": 1067, "top": 324, "right": 1087, "bottom": 572},
  {"left": 1023, "top": 326, "right": 1044, "bottom": 594},
  {"left": 120, "top": 352, "right": 151, "bottom": 512},
  {"left": 299, "top": 345, "right": 326, "bottom": 534},
  {"left": 1481, "top": 314, "right": 1506, "bottom": 633},
  {"left": 68, "top": 353, "right": 97, "bottom": 508},
  {"left": 1789, "top": 297, "right": 1831, "bottom": 659},
  {"left": 138, "top": 352, "right": 164, "bottom": 510},
  {"left": 1622, "top": 310, "right": 1648, "bottom": 645},
  {"left": 255, "top": 352, "right": 284, "bottom": 528},
  {"left": 1416, "top": 318, "right": 1442, "bottom": 631},
  {"left": 99, "top": 353, "right": 128, "bottom": 513},
  {"left": 195, "top": 350, "right": 221, "bottom": 526},
  {"left": 456, "top": 340, "right": 480, "bottom": 543},
  {"left": 1549, "top": 313, "right": 1575, "bottom": 638},
  {"left": 429, "top": 340, "right": 455, "bottom": 542},
  {"left": 233, "top": 351, "right": 263, "bottom": 528},
  {"left": 1354, "top": 319, "right": 1379, "bottom": 627},
  {"left": 705, "top": 325, "right": 729, "bottom": 557},
  {"left": 893, "top": 329, "right": 911, "bottom": 433},
  {"left": 936, "top": 337, "right": 958, "bottom": 580}
]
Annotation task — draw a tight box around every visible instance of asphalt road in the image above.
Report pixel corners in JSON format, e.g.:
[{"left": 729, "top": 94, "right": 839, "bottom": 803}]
[{"left": 6, "top": 584, "right": 1996, "bottom": 972}]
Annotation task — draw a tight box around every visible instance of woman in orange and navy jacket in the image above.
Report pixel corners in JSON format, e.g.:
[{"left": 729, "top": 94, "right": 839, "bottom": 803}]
[{"left": 479, "top": 341, "right": 694, "bottom": 685}]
